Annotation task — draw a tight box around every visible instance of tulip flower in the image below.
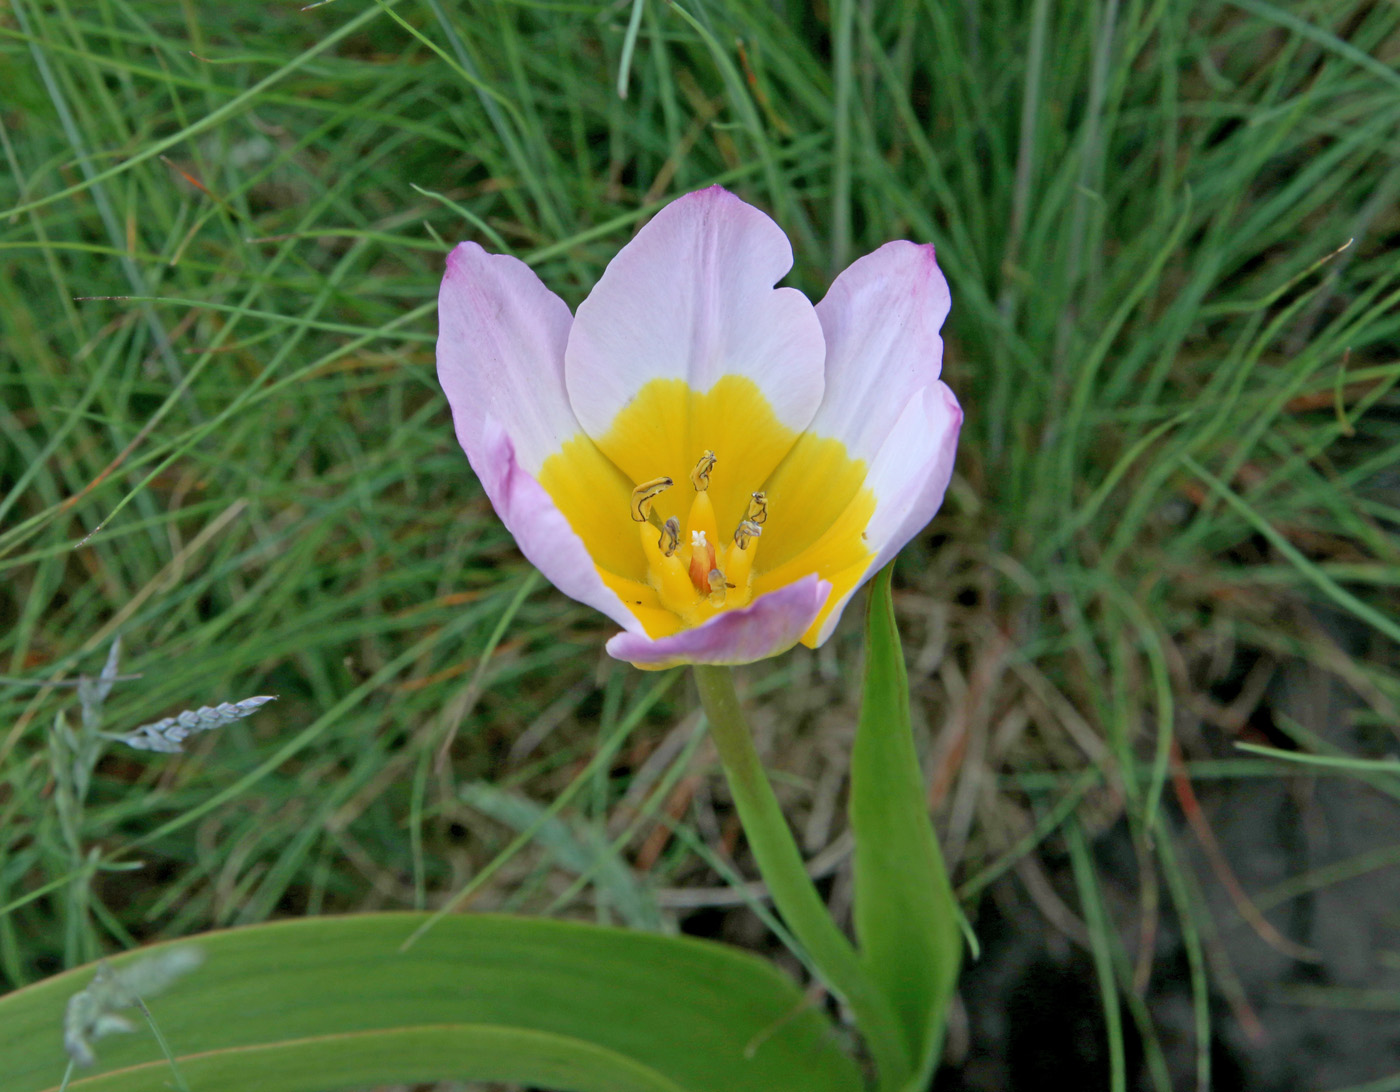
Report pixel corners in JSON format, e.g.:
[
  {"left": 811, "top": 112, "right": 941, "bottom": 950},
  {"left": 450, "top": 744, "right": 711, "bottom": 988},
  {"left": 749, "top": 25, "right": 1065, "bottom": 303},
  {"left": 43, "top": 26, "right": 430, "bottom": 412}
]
[{"left": 437, "top": 187, "right": 961, "bottom": 668}]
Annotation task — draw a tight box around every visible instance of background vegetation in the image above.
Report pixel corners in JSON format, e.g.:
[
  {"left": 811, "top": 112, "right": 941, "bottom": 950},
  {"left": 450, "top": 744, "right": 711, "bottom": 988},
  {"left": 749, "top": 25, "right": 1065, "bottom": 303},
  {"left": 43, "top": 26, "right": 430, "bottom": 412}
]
[{"left": 3, "top": 1, "right": 1399, "bottom": 1088}]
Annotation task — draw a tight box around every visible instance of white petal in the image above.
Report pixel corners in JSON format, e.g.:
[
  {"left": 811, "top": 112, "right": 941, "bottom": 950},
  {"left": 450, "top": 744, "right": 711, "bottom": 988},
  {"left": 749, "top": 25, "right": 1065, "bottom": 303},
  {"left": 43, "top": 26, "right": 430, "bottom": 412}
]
[
  {"left": 437, "top": 242, "right": 579, "bottom": 476},
  {"left": 476, "top": 418, "right": 646, "bottom": 635},
  {"left": 564, "top": 187, "right": 826, "bottom": 440},
  {"left": 810, "top": 241, "right": 950, "bottom": 462},
  {"left": 809, "top": 382, "right": 962, "bottom": 645}
]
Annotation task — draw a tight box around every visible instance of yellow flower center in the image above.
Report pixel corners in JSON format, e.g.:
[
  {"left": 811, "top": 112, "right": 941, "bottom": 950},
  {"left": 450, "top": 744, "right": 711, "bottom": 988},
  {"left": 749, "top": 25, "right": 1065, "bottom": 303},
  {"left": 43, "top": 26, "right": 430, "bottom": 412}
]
[{"left": 537, "top": 376, "right": 877, "bottom": 645}]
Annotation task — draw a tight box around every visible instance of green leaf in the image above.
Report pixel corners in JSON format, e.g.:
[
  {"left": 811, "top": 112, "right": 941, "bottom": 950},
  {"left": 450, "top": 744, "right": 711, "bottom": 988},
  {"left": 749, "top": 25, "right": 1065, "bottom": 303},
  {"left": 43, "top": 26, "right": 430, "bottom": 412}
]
[
  {"left": 52, "top": 1027, "right": 690, "bottom": 1092},
  {"left": 850, "top": 564, "right": 963, "bottom": 1087},
  {"left": 0, "top": 913, "right": 864, "bottom": 1092}
]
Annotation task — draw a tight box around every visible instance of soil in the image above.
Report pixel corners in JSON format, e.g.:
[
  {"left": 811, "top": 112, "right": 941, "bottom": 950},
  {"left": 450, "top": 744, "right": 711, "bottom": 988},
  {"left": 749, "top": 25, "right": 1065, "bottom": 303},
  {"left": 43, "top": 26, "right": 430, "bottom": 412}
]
[{"left": 938, "top": 609, "right": 1400, "bottom": 1091}]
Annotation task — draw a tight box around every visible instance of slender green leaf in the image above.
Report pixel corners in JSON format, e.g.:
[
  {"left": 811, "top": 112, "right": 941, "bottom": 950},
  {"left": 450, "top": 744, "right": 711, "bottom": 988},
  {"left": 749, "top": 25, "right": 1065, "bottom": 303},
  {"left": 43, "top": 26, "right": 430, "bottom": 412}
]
[
  {"left": 1067, "top": 822, "right": 1127, "bottom": 1092},
  {"left": 0, "top": 913, "right": 863, "bottom": 1092},
  {"left": 1235, "top": 742, "right": 1400, "bottom": 774},
  {"left": 50, "top": 1027, "right": 689, "bottom": 1092},
  {"left": 850, "top": 564, "right": 962, "bottom": 1087}
]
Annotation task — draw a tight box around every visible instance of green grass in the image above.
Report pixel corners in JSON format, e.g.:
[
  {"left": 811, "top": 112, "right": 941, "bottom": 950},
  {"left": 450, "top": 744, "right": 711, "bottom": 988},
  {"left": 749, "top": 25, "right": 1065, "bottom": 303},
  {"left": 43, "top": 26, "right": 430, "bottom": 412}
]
[{"left": 3, "top": 0, "right": 1400, "bottom": 1086}]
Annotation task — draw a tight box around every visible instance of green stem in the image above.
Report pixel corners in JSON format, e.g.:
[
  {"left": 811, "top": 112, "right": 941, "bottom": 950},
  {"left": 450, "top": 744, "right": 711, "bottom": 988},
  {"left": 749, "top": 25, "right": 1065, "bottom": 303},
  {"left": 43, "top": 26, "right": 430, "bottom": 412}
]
[{"left": 692, "top": 665, "right": 910, "bottom": 1090}]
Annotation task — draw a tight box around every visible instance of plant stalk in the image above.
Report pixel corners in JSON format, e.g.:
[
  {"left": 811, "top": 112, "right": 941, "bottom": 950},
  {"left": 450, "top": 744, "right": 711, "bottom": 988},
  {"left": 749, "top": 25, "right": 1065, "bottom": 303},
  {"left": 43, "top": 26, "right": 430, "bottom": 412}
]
[{"left": 692, "top": 664, "right": 910, "bottom": 1090}]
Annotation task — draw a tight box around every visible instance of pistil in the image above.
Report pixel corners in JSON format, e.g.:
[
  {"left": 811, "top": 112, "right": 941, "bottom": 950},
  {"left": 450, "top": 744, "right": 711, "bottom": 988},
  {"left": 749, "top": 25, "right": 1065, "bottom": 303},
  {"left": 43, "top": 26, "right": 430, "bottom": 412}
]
[{"left": 689, "top": 530, "right": 717, "bottom": 594}]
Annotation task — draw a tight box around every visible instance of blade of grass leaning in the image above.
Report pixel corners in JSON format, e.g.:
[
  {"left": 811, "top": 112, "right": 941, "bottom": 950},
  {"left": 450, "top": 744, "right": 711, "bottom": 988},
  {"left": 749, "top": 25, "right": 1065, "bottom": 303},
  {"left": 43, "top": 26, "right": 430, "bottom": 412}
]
[
  {"left": 1233, "top": 742, "right": 1400, "bottom": 774},
  {"left": 0, "top": 913, "right": 863, "bottom": 1092},
  {"left": 849, "top": 563, "right": 962, "bottom": 1088},
  {"left": 1067, "top": 820, "right": 1127, "bottom": 1092}
]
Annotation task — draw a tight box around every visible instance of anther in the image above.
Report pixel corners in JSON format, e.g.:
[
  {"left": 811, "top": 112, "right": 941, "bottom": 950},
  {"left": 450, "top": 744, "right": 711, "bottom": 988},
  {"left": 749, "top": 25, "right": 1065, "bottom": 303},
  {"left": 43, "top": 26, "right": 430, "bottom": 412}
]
[
  {"left": 707, "top": 569, "right": 728, "bottom": 605},
  {"left": 733, "top": 520, "right": 762, "bottom": 550},
  {"left": 631, "top": 476, "right": 673, "bottom": 523},
  {"left": 746, "top": 491, "right": 768, "bottom": 525},
  {"left": 690, "top": 450, "right": 716, "bottom": 492},
  {"left": 658, "top": 517, "right": 680, "bottom": 557}
]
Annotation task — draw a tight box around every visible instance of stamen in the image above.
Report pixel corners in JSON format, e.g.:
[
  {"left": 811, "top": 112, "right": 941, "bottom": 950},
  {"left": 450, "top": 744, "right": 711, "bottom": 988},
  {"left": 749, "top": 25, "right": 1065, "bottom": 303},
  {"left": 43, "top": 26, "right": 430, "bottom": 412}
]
[
  {"left": 725, "top": 517, "right": 761, "bottom": 592},
  {"left": 658, "top": 517, "right": 680, "bottom": 557},
  {"left": 631, "top": 453, "right": 768, "bottom": 623},
  {"left": 640, "top": 515, "right": 696, "bottom": 613},
  {"left": 690, "top": 450, "right": 716, "bottom": 492},
  {"left": 631, "top": 476, "right": 673, "bottom": 523}
]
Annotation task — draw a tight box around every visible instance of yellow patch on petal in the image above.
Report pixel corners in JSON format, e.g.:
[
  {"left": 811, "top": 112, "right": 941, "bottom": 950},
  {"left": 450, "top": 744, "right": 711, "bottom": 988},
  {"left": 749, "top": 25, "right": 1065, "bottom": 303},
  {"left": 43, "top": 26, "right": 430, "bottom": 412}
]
[
  {"left": 597, "top": 571, "right": 684, "bottom": 639},
  {"left": 592, "top": 375, "right": 798, "bottom": 536},
  {"left": 538, "top": 375, "right": 876, "bottom": 644},
  {"left": 758, "top": 432, "right": 871, "bottom": 569},
  {"left": 538, "top": 433, "right": 646, "bottom": 581},
  {"left": 754, "top": 433, "right": 877, "bottom": 645}
]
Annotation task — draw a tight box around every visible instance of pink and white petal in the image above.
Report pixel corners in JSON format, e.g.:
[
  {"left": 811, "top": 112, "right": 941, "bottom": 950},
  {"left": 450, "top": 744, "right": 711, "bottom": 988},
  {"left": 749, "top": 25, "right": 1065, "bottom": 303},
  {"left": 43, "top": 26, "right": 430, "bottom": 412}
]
[
  {"left": 606, "top": 576, "right": 831, "bottom": 669},
  {"left": 565, "top": 186, "right": 826, "bottom": 440},
  {"left": 808, "top": 382, "right": 962, "bottom": 646},
  {"left": 476, "top": 418, "right": 646, "bottom": 636},
  {"left": 437, "top": 242, "right": 580, "bottom": 477},
  {"left": 810, "top": 241, "right": 950, "bottom": 463}
]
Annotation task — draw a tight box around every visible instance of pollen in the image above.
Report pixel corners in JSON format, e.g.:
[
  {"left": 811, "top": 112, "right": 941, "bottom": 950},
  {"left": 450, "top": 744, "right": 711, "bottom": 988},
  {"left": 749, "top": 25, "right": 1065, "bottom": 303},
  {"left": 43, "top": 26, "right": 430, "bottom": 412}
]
[
  {"left": 689, "top": 450, "right": 716, "bottom": 492},
  {"left": 630, "top": 476, "right": 673, "bottom": 523},
  {"left": 658, "top": 517, "right": 680, "bottom": 557}
]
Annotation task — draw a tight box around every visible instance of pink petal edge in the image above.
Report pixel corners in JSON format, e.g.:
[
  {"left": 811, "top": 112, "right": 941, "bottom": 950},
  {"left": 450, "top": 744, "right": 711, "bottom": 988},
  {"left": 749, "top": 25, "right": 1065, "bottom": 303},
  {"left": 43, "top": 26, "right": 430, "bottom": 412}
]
[
  {"left": 437, "top": 242, "right": 579, "bottom": 476},
  {"left": 810, "top": 239, "right": 950, "bottom": 464},
  {"left": 606, "top": 575, "right": 832, "bottom": 668},
  {"left": 565, "top": 185, "right": 826, "bottom": 443},
  {"left": 809, "top": 382, "right": 963, "bottom": 647},
  {"left": 476, "top": 418, "right": 646, "bottom": 636}
]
